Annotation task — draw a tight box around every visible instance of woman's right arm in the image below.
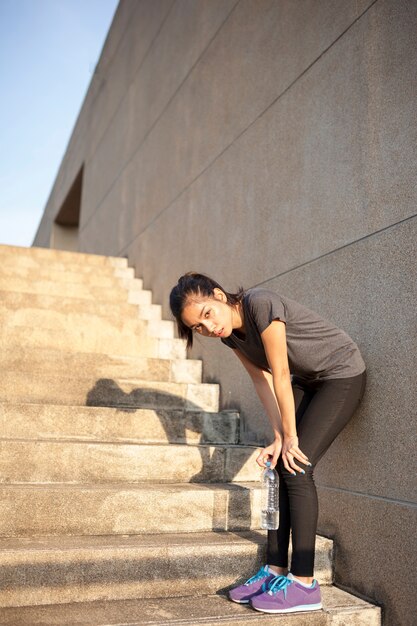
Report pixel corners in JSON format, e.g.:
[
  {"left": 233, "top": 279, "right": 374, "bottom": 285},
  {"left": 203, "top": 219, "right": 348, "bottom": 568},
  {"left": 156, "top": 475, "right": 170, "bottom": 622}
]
[{"left": 233, "top": 349, "right": 283, "bottom": 468}]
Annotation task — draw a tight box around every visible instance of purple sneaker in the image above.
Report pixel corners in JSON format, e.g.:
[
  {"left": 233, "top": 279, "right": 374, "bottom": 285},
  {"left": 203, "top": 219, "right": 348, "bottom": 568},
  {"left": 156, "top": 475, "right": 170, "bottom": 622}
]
[
  {"left": 228, "top": 565, "right": 277, "bottom": 604},
  {"left": 250, "top": 572, "right": 322, "bottom": 613}
]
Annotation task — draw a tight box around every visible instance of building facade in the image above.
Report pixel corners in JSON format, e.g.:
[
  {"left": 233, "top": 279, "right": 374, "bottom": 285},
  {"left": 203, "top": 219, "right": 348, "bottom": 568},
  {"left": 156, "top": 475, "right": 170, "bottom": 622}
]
[{"left": 34, "top": 1, "right": 417, "bottom": 624}]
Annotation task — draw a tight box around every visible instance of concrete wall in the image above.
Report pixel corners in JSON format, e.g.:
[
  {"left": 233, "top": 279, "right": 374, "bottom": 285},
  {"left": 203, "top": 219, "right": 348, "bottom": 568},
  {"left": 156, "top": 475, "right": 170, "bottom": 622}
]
[{"left": 33, "top": 1, "right": 417, "bottom": 623}]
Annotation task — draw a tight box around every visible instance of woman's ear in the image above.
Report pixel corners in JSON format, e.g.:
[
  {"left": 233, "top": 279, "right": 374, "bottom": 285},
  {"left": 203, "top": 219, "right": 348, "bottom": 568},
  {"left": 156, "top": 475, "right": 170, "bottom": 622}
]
[{"left": 213, "top": 288, "right": 227, "bottom": 302}]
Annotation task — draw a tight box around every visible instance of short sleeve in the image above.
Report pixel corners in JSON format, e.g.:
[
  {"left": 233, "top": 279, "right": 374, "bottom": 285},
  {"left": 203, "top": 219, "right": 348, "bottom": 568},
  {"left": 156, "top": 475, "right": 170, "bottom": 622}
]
[{"left": 247, "top": 289, "right": 286, "bottom": 334}]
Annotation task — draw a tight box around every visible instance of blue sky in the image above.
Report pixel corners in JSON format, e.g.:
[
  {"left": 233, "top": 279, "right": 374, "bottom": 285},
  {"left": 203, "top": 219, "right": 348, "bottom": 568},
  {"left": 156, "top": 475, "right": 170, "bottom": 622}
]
[{"left": 0, "top": 0, "right": 118, "bottom": 247}]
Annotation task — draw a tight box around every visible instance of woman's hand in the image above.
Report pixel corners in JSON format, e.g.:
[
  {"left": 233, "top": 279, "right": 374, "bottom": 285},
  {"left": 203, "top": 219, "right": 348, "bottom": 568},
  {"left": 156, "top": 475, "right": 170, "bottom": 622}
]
[
  {"left": 281, "top": 435, "right": 311, "bottom": 475},
  {"left": 256, "top": 438, "right": 282, "bottom": 469}
]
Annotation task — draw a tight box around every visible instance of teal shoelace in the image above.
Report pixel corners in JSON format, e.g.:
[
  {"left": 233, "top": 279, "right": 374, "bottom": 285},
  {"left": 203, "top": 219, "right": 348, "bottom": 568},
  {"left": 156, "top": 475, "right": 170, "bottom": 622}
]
[
  {"left": 261, "top": 573, "right": 289, "bottom": 593},
  {"left": 267, "top": 575, "right": 293, "bottom": 597},
  {"left": 244, "top": 565, "right": 270, "bottom": 586}
]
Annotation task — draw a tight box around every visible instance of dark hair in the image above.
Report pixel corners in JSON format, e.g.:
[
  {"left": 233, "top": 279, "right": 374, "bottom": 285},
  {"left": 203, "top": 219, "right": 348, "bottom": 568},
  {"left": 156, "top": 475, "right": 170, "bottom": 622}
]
[{"left": 169, "top": 272, "right": 244, "bottom": 350}]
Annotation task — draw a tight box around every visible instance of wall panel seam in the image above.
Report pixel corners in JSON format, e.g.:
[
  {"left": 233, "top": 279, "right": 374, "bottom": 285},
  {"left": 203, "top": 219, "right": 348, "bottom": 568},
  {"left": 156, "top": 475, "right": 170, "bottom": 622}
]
[
  {"left": 39, "top": 0, "right": 144, "bottom": 226},
  {"left": 85, "top": 0, "right": 178, "bottom": 163},
  {"left": 51, "top": 0, "right": 176, "bottom": 235},
  {"left": 89, "top": 1, "right": 142, "bottom": 108},
  {"left": 251, "top": 213, "right": 416, "bottom": 288},
  {"left": 79, "top": 0, "right": 241, "bottom": 236},
  {"left": 113, "top": 0, "right": 380, "bottom": 256},
  {"left": 318, "top": 484, "right": 417, "bottom": 507}
]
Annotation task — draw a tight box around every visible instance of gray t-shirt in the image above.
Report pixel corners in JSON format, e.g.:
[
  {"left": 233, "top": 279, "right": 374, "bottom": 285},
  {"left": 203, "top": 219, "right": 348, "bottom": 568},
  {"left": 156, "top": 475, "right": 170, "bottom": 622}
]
[{"left": 221, "top": 288, "right": 365, "bottom": 381}]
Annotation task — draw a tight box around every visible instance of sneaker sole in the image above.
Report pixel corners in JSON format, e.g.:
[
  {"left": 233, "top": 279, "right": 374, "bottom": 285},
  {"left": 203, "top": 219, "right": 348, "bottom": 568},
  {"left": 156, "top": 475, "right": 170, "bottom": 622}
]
[
  {"left": 252, "top": 602, "right": 323, "bottom": 613},
  {"left": 228, "top": 596, "right": 250, "bottom": 604}
]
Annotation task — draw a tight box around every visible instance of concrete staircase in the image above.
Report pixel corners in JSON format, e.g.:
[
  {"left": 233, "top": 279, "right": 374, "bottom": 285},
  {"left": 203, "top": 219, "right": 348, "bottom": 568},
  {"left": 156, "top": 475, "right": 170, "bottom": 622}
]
[{"left": 0, "top": 244, "right": 381, "bottom": 625}]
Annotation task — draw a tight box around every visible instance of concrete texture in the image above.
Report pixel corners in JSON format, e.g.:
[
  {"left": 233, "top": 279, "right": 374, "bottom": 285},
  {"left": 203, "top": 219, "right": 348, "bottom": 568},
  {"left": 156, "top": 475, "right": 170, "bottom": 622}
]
[
  {"left": 0, "top": 289, "right": 141, "bottom": 318},
  {"left": 81, "top": 0, "right": 240, "bottom": 228},
  {"left": 0, "top": 482, "right": 262, "bottom": 536},
  {"left": 1, "top": 348, "right": 201, "bottom": 383},
  {"left": 0, "top": 256, "right": 134, "bottom": 277},
  {"left": 1, "top": 308, "right": 149, "bottom": 336},
  {"left": 0, "top": 532, "right": 333, "bottom": 607},
  {"left": 318, "top": 488, "right": 417, "bottom": 626},
  {"left": 0, "top": 440, "right": 259, "bottom": 484},
  {"left": 0, "top": 322, "right": 158, "bottom": 358},
  {"left": 0, "top": 290, "right": 166, "bottom": 330},
  {"left": 156, "top": 337, "right": 187, "bottom": 359},
  {"left": 124, "top": 0, "right": 416, "bottom": 299},
  {"left": 0, "top": 373, "right": 220, "bottom": 411},
  {"left": 0, "top": 265, "right": 136, "bottom": 286},
  {"left": 0, "top": 322, "right": 187, "bottom": 359},
  {"left": 29, "top": 0, "right": 416, "bottom": 621},
  {"left": 253, "top": 218, "right": 416, "bottom": 502},
  {"left": 190, "top": 218, "right": 417, "bottom": 624},
  {"left": 0, "top": 275, "right": 148, "bottom": 301},
  {"left": 0, "top": 480, "right": 261, "bottom": 538},
  {"left": 81, "top": 0, "right": 378, "bottom": 252},
  {"left": 0, "top": 244, "right": 381, "bottom": 621},
  {"left": 0, "top": 587, "right": 381, "bottom": 625},
  {"left": 0, "top": 244, "right": 127, "bottom": 266},
  {"left": 0, "top": 404, "right": 238, "bottom": 445}
]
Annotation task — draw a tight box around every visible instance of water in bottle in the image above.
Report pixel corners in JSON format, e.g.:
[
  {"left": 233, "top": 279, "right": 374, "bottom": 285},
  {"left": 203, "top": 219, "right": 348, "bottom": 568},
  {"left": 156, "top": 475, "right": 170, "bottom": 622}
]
[{"left": 261, "top": 460, "right": 279, "bottom": 530}]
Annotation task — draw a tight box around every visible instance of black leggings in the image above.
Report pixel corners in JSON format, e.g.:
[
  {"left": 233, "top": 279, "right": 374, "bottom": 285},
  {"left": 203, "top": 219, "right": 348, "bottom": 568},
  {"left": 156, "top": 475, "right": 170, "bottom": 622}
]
[{"left": 267, "top": 370, "right": 367, "bottom": 577}]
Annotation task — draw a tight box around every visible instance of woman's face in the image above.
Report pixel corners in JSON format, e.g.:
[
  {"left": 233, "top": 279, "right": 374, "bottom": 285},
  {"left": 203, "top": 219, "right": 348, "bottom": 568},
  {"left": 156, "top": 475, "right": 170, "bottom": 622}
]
[{"left": 181, "top": 289, "right": 240, "bottom": 339}]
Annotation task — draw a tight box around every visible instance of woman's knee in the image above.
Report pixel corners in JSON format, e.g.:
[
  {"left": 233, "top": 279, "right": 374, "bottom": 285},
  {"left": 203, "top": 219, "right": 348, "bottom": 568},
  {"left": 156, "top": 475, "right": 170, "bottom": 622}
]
[{"left": 277, "top": 457, "right": 314, "bottom": 482}]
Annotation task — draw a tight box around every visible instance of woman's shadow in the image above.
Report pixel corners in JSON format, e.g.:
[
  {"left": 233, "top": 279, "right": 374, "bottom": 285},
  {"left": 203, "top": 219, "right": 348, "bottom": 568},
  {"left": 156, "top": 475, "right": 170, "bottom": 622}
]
[
  {"left": 85, "top": 378, "right": 267, "bottom": 593},
  {"left": 86, "top": 377, "right": 257, "bottom": 483}
]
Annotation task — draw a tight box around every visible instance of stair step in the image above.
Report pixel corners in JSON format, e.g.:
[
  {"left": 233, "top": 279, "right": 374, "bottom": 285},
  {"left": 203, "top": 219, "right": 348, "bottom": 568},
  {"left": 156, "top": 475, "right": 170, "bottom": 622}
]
[
  {"left": 1, "top": 308, "right": 149, "bottom": 334},
  {"left": 0, "top": 276, "right": 152, "bottom": 302},
  {"left": 0, "top": 255, "right": 132, "bottom": 276},
  {"left": 0, "top": 290, "right": 167, "bottom": 325},
  {"left": 0, "top": 245, "right": 379, "bottom": 624},
  {"left": 1, "top": 324, "right": 157, "bottom": 358},
  {"left": 0, "top": 265, "right": 141, "bottom": 289},
  {"left": 1, "top": 326, "right": 185, "bottom": 359},
  {"left": 146, "top": 318, "right": 175, "bottom": 338},
  {"left": 0, "top": 259, "right": 135, "bottom": 278},
  {"left": 0, "top": 349, "right": 202, "bottom": 383},
  {"left": 0, "top": 532, "right": 334, "bottom": 607},
  {"left": 0, "top": 441, "right": 259, "bottom": 484},
  {"left": 1, "top": 308, "right": 173, "bottom": 340},
  {"left": 0, "top": 244, "right": 127, "bottom": 267},
  {"left": 126, "top": 289, "right": 152, "bottom": 305},
  {"left": 136, "top": 303, "right": 162, "bottom": 320},
  {"left": 157, "top": 337, "right": 186, "bottom": 359},
  {"left": 0, "top": 481, "right": 259, "bottom": 536},
  {"left": 0, "top": 404, "right": 237, "bottom": 444},
  {"left": 0, "top": 374, "right": 219, "bottom": 411},
  {"left": 0, "top": 290, "right": 141, "bottom": 319},
  {"left": 0, "top": 587, "right": 381, "bottom": 625}
]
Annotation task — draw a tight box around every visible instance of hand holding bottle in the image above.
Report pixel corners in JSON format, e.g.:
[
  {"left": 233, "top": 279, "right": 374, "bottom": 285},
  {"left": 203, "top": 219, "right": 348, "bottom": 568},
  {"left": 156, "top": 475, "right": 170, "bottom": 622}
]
[{"left": 256, "top": 437, "right": 282, "bottom": 469}]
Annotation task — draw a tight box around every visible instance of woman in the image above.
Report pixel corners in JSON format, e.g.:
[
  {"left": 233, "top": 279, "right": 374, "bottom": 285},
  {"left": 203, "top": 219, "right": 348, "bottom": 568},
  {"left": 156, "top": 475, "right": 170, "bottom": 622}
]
[{"left": 169, "top": 272, "right": 366, "bottom": 614}]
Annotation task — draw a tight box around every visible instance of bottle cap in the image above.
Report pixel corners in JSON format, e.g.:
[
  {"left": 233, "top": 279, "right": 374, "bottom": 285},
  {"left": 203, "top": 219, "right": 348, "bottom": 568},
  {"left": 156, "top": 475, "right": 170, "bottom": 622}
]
[{"left": 265, "top": 460, "right": 271, "bottom": 467}]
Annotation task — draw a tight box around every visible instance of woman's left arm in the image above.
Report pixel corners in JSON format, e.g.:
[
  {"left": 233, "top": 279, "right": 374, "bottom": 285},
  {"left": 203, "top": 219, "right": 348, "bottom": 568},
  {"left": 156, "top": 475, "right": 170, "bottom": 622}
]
[{"left": 261, "top": 320, "right": 310, "bottom": 474}]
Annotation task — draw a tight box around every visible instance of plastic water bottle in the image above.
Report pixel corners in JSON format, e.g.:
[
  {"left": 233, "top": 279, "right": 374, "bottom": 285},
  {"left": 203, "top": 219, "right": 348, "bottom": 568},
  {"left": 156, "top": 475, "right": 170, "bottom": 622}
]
[{"left": 261, "top": 460, "right": 279, "bottom": 530}]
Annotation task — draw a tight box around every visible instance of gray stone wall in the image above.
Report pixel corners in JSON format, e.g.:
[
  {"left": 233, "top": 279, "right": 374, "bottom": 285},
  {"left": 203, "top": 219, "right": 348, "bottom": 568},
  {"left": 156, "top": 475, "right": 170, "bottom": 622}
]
[{"left": 34, "top": 1, "right": 417, "bottom": 624}]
